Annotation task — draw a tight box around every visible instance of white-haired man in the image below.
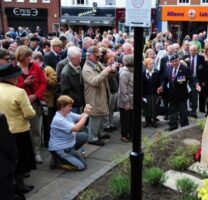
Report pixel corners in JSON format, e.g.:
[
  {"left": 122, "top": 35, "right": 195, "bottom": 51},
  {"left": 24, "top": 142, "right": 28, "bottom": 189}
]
[{"left": 60, "top": 46, "right": 84, "bottom": 113}]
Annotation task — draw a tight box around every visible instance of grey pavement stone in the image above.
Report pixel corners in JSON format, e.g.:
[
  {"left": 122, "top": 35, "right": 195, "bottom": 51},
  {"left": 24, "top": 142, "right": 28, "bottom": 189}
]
[
  {"left": 182, "top": 138, "right": 200, "bottom": 146},
  {"left": 163, "top": 169, "right": 202, "bottom": 191},
  {"left": 27, "top": 177, "right": 80, "bottom": 200},
  {"left": 59, "top": 158, "right": 109, "bottom": 180},
  {"left": 25, "top": 170, "right": 64, "bottom": 199},
  {"left": 88, "top": 142, "right": 131, "bottom": 162},
  {"left": 189, "top": 162, "right": 208, "bottom": 176}
]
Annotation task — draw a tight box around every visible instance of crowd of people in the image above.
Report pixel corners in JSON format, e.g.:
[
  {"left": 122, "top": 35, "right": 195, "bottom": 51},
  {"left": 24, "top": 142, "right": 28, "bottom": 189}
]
[{"left": 0, "top": 25, "right": 208, "bottom": 199}]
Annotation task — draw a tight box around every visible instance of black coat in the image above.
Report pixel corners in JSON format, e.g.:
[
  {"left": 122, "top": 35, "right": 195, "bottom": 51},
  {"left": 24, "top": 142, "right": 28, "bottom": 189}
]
[
  {"left": 44, "top": 51, "right": 61, "bottom": 70},
  {"left": 162, "top": 64, "right": 192, "bottom": 103},
  {"left": 183, "top": 54, "right": 205, "bottom": 83},
  {"left": 142, "top": 69, "right": 161, "bottom": 96},
  {"left": 0, "top": 113, "right": 18, "bottom": 178},
  {"left": 60, "top": 63, "right": 84, "bottom": 107}
]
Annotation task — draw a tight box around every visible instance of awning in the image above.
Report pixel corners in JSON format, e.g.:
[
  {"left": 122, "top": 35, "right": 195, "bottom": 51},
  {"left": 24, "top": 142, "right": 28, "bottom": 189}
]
[{"left": 61, "top": 16, "right": 115, "bottom": 26}]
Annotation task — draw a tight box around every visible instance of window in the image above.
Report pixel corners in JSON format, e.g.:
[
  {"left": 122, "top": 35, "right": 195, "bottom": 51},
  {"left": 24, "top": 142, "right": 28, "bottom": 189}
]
[
  {"left": 30, "top": 0, "right": 37, "bottom": 2},
  {"left": 106, "top": 0, "right": 115, "bottom": 5},
  {"left": 4, "top": 0, "right": 12, "bottom": 2},
  {"left": 77, "top": 0, "right": 84, "bottom": 4},
  {"left": 16, "top": 0, "right": 24, "bottom": 2},
  {"left": 43, "top": 0, "right": 50, "bottom": 2},
  {"left": 201, "top": 0, "right": 208, "bottom": 3},
  {"left": 178, "top": 0, "right": 190, "bottom": 3}
]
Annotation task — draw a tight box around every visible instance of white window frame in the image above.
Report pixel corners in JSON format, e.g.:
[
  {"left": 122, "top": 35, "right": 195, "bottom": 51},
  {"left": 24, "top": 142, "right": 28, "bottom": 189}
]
[
  {"left": 16, "top": 0, "right": 24, "bottom": 2},
  {"left": 106, "top": 0, "right": 115, "bottom": 5},
  {"left": 177, "top": 0, "right": 190, "bottom": 5},
  {"left": 201, "top": 0, "right": 208, "bottom": 4},
  {"left": 42, "top": 0, "right": 50, "bottom": 3},
  {"left": 4, "top": 0, "right": 12, "bottom": 2},
  {"left": 29, "top": 0, "right": 37, "bottom": 2}
]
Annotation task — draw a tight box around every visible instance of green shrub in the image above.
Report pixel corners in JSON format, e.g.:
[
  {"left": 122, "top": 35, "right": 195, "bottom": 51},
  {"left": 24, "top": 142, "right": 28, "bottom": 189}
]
[
  {"left": 109, "top": 173, "right": 130, "bottom": 198},
  {"left": 142, "top": 136, "right": 154, "bottom": 152},
  {"left": 143, "top": 167, "right": 167, "bottom": 185},
  {"left": 187, "top": 145, "right": 199, "bottom": 157},
  {"left": 176, "top": 178, "right": 198, "bottom": 200},
  {"left": 168, "top": 154, "right": 192, "bottom": 171},
  {"left": 143, "top": 151, "right": 154, "bottom": 167},
  {"left": 154, "top": 132, "right": 171, "bottom": 152},
  {"left": 77, "top": 189, "right": 102, "bottom": 200},
  {"left": 197, "top": 118, "right": 206, "bottom": 130}
]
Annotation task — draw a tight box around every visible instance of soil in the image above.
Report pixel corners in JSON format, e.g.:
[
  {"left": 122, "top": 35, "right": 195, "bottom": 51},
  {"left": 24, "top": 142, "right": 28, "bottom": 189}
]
[{"left": 76, "top": 126, "right": 202, "bottom": 200}]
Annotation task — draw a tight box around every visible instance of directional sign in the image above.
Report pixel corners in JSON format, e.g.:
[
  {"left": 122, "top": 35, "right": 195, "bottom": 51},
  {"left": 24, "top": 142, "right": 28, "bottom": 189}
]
[{"left": 125, "top": 0, "right": 151, "bottom": 27}]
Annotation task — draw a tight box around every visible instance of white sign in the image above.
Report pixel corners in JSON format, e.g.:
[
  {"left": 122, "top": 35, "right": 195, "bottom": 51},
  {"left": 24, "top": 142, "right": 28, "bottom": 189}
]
[{"left": 125, "top": 0, "right": 151, "bottom": 27}]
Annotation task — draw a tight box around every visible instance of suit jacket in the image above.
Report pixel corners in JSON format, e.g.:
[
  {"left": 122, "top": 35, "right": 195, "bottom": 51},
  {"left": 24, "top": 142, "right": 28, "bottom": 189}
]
[
  {"left": 159, "top": 55, "right": 171, "bottom": 78},
  {"left": 142, "top": 69, "right": 161, "bottom": 96},
  {"left": 60, "top": 63, "right": 84, "bottom": 107},
  {"left": 44, "top": 51, "right": 61, "bottom": 70},
  {"left": 0, "top": 113, "right": 18, "bottom": 178},
  {"left": 162, "top": 64, "right": 191, "bottom": 102},
  {"left": 183, "top": 54, "right": 205, "bottom": 84}
]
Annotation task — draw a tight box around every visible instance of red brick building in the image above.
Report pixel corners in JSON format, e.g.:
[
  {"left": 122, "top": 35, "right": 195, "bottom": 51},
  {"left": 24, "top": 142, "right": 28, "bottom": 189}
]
[{"left": 0, "top": 0, "right": 60, "bottom": 36}]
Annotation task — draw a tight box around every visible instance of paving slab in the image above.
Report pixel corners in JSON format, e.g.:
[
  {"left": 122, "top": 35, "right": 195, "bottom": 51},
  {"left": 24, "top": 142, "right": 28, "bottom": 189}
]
[
  {"left": 88, "top": 142, "right": 132, "bottom": 162},
  {"left": 163, "top": 169, "right": 203, "bottom": 191},
  {"left": 25, "top": 170, "right": 64, "bottom": 198},
  {"left": 27, "top": 177, "right": 80, "bottom": 200},
  {"left": 182, "top": 138, "right": 200, "bottom": 146},
  {"left": 59, "top": 158, "right": 109, "bottom": 180}
]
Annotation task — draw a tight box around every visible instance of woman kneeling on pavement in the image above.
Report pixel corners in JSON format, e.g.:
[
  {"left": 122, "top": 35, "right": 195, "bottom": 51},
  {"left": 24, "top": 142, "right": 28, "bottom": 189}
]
[{"left": 48, "top": 95, "right": 91, "bottom": 171}]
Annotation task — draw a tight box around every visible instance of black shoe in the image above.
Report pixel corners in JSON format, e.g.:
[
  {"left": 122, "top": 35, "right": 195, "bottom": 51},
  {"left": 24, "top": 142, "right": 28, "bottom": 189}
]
[
  {"left": 152, "top": 122, "right": 157, "bottom": 128},
  {"left": 155, "top": 118, "right": 160, "bottom": 122},
  {"left": 143, "top": 123, "right": 149, "bottom": 128},
  {"left": 99, "top": 134, "right": 111, "bottom": 139},
  {"left": 49, "top": 155, "right": 59, "bottom": 169},
  {"left": 18, "top": 185, "right": 34, "bottom": 193},
  {"left": 164, "top": 116, "right": 169, "bottom": 120},
  {"left": 88, "top": 140, "right": 105, "bottom": 146},
  {"left": 190, "top": 112, "right": 197, "bottom": 118},
  {"left": 165, "top": 127, "right": 177, "bottom": 132},
  {"left": 23, "top": 173, "right": 30, "bottom": 178},
  {"left": 104, "top": 127, "right": 112, "bottom": 132},
  {"left": 110, "top": 126, "right": 118, "bottom": 131}
]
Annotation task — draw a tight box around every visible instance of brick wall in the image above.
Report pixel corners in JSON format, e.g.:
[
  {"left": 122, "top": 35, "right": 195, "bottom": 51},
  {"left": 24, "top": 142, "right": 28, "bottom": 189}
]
[
  {"left": 159, "top": 0, "right": 202, "bottom": 5},
  {"left": 1, "top": 0, "right": 60, "bottom": 34}
]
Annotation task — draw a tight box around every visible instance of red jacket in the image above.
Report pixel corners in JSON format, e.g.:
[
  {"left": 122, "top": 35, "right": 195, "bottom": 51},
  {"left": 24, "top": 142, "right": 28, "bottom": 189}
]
[{"left": 17, "top": 62, "right": 47, "bottom": 100}]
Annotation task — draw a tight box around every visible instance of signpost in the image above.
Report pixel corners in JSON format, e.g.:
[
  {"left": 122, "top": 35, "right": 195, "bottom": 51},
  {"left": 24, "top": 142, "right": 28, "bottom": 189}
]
[{"left": 125, "top": 1, "right": 151, "bottom": 200}]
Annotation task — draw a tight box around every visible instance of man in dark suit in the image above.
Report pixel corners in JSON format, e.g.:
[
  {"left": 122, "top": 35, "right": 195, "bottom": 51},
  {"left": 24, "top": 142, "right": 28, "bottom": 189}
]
[
  {"left": 0, "top": 113, "right": 18, "bottom": 200},
  {"left": 159, "top": 45, "right": 174, "bottom": 120},
  {"left": 158, "top": 54, "right": 201, "bottom": 131},
  {"left": 60, "top": 46, "right": 84, "bottom": 114},
  {"left": 44, "top": 38, "right": 62, "bottom": 70},
  {"left": 184, "top": 44, "right": 205, "bottom": 117}
]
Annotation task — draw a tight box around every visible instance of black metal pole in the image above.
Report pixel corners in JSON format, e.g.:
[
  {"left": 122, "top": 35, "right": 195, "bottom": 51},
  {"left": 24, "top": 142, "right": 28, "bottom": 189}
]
[{"left": 130, "top": 26, "right": 144, "bottom": 200}]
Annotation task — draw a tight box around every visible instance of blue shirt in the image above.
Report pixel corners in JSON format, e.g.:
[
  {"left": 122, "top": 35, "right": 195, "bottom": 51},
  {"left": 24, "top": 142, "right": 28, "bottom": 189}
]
[{"left": 48, "top": 111, "right": 80, "bottom": 151}]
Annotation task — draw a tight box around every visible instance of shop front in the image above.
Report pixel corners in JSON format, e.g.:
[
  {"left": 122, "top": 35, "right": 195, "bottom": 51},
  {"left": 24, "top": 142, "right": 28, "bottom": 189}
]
[
  {"left": 61, "top": 7, "right": 115, "bottom": 32},
  {"left": 5, "top": 7, "right": 48, "bottom": 36},
  {"left": 161, "top": 6, "right": 208, "bottom": 43}
]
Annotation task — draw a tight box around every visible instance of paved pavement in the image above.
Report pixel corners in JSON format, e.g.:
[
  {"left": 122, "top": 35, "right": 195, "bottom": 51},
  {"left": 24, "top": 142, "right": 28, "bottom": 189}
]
[{"left": 25, "top": 112, "right": 204, "bottom": 200}]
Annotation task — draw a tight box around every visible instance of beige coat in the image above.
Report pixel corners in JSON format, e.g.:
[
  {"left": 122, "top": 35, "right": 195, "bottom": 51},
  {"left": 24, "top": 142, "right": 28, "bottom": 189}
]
[
  {"left": 43, "top": 65, "right": 57, "bottom": 107},
  {"left": 0, "top": 83, "right": 35, "bottom": 133},
  {"left": 82, "top": 60, "right": 110, "bottom": 116}
]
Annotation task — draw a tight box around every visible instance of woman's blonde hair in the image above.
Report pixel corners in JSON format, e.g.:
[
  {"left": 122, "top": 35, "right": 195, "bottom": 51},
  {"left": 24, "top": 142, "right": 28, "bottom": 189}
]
[
  {"left": 56, "top": 95, "right": 74, "bottom": 110},
  {"left": 143, "top": 58, "right": 153, "bottom": 67},
  {"left": 16, "top": 45, "right": 32, "bottom": 62}
]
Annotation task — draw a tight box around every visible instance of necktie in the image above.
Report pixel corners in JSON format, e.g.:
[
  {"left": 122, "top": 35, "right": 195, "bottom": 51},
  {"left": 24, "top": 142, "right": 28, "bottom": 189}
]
[
  {"left": 190, "top": 56, "right": 194, "bottom": 74},
  {"left": 172, "top": 68, "right": 177, "bottom": 81}
]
